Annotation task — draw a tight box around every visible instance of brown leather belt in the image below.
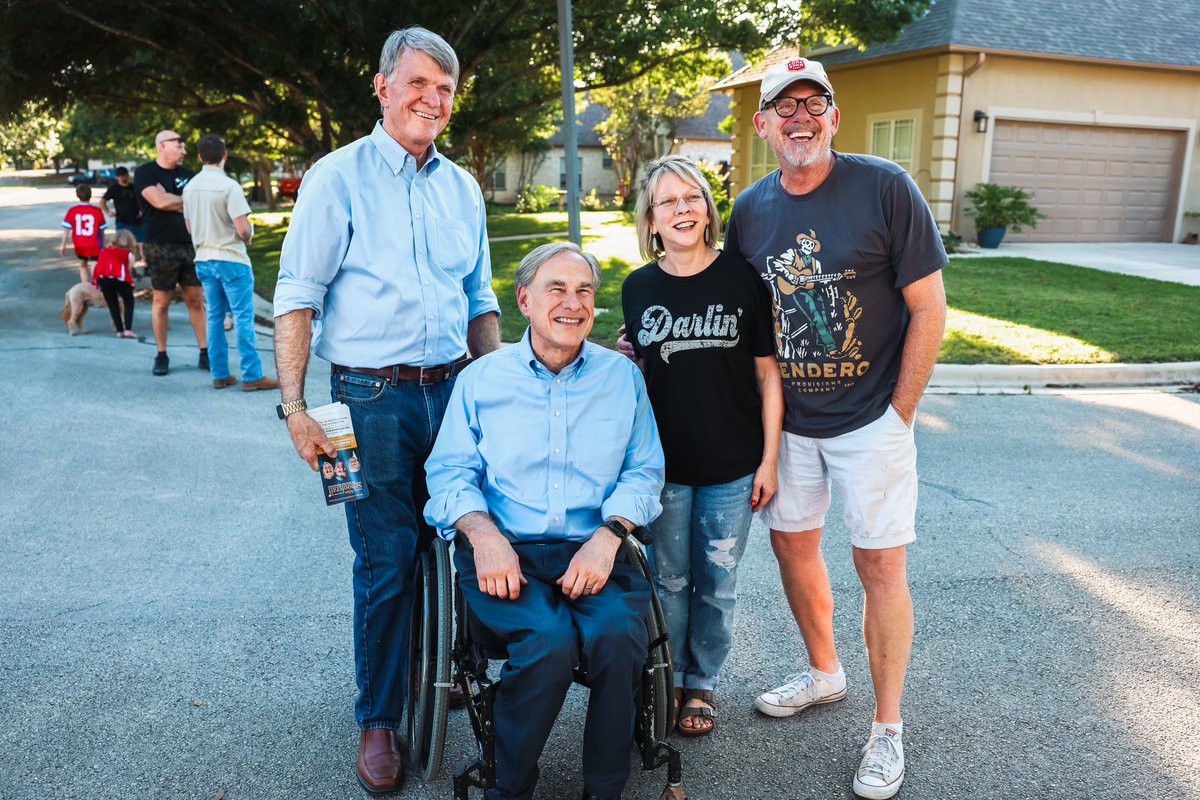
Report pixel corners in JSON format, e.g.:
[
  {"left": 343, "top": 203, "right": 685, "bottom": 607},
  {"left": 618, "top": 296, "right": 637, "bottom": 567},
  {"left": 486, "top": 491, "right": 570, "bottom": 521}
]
[{"left": 332, "top": 356, "right": 471, "bottom": 386}]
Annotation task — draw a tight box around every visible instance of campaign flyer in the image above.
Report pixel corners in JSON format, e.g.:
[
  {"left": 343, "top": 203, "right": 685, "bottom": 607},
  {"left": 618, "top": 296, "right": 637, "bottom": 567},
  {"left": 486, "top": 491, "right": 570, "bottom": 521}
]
[{"left": 307, "top": 402, "right": 369, "bottom": 506}]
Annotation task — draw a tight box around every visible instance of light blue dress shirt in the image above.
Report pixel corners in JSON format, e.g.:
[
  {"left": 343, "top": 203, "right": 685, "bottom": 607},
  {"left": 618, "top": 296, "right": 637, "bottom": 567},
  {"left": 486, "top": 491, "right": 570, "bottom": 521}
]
[
  {"left": 424, "top": 330, "right": 665, "bottom": 543},
  {"left": 273, "top": 122, "right": 500, "bottom": 368}
]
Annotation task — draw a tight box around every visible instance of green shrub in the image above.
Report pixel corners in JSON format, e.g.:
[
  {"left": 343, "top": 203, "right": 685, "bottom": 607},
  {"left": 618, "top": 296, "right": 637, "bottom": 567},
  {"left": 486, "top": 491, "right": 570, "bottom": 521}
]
[
  {"left": 580, "top": 188, "right": 605, "bottom": 211},
  {"left": 695, "top": 159, "right": 732, "bottom": 228},
  {"left": 515, "top": 184, "right": 560, "bottom": 214},
  {"left": 963, "top": 183, "right": 1045, "bottom": 232}
]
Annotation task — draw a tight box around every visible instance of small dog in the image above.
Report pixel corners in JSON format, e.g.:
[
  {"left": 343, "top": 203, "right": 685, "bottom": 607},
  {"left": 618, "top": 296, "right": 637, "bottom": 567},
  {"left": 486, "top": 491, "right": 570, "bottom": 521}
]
[{"left": 60, "top": 282, "right": 113, "bottom": 335}]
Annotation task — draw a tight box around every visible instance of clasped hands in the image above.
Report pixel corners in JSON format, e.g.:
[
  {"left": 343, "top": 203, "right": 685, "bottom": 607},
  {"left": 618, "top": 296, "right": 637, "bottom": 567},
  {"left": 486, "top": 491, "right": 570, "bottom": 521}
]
[{"left": 466, "top": 522, "right": 623, "bottom": 602}]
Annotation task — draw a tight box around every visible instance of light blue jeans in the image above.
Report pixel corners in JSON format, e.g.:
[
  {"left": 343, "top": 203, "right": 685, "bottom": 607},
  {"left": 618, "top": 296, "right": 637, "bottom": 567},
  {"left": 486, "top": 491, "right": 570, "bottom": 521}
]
[
  {"left": 195, "top": 259, "right": 263, "bottom": 382},
  {"left": 647, "top": 473, "right": 755, "bottom": 691}
]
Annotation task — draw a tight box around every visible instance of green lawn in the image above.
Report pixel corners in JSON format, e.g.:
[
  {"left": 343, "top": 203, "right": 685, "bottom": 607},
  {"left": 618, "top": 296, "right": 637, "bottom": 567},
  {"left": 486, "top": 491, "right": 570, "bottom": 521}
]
[
  {"left": 942, "top": 258, "right": 1200, "bottom": 363},
  {"left": 246, "top": 213, "right": 1199, "bottom": 364},
  {"left": 487, "top": 210, "right": 633, "bottom": 239},
  {"left": 246, "top": 217, "right": 288, "bottom": 300}
]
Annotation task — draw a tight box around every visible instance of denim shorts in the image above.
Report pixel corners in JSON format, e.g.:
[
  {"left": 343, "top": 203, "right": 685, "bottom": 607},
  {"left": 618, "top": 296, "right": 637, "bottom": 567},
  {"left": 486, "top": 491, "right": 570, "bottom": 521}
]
[{"left": 761, "top": 404, "right": 918, "bottom": 549}]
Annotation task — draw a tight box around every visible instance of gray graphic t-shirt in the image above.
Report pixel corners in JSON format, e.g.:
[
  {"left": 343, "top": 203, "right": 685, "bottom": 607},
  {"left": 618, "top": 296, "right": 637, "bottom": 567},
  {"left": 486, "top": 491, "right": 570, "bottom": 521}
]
[{"left": 725, "top": 152, "right": 947, "bottom": 438}]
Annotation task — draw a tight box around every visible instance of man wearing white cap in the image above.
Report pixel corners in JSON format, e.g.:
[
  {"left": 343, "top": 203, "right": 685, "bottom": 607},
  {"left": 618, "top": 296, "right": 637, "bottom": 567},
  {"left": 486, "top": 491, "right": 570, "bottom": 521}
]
[{"left": 724, "top": 57, "right": 947, "bottom": 799}]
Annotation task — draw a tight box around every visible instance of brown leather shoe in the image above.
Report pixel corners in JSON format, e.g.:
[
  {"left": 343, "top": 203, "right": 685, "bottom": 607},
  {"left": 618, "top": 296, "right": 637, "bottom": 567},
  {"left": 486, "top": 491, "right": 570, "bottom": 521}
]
[
  {"left": 241, "top": 376, "right": 281, "bottom": 392},
  {"left": 357, "top": 728, "right": 404, "bottom": 794},
  {"left": 212, "top": 376, "right": 238, "bottom": 389}
]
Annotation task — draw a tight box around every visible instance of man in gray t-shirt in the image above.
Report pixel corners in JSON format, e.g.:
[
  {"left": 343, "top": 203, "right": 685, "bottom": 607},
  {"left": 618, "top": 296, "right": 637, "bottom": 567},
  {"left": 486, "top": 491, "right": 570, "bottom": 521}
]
[{"left": 725, "top": 57, "right": 947, "bottom": 800}]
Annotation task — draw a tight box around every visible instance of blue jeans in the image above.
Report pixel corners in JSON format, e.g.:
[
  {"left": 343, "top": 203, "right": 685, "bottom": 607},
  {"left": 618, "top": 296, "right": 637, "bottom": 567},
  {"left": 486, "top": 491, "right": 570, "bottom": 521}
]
[
  {"left": 195, "top": 260, "right": 262, "bottom": 382},
  {"left": 115, "top": 221, "right": 144, "bottom": 242},
  {"left": 647, "top": 473, "right": 755, "bottom": 691},
  {"left": 333, "top": 370, "right": 457, "bottom": 729}
]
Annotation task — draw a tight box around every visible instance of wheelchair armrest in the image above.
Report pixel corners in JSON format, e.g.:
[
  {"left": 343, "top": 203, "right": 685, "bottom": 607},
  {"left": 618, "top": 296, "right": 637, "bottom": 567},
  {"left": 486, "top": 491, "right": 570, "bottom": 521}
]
[{"left": 631, "top": 526, "right": 653, "bottom": 547}]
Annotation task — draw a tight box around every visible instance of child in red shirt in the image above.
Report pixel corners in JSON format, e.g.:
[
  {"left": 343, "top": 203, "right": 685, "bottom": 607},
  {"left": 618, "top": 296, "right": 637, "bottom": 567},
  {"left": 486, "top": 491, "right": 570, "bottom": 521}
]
[
  {"left": 60, "top": 184, "right": 107, "bottom": 284},
  {"left": 93, "top": 229, "right": 138, "bottom": 338}
]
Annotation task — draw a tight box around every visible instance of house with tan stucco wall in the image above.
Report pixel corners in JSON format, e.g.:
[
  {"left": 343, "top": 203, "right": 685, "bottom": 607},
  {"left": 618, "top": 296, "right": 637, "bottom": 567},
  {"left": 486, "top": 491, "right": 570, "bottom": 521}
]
[{"left": 713, "top": 0, "right": 1200, "bottom": 243}]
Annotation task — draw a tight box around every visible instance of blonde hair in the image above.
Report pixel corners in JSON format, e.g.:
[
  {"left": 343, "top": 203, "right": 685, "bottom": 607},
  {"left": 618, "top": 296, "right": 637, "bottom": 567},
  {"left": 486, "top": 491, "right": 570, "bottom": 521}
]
[
  {"left": 634, "top": 155, "right": 721, "bottom": 263},
  {"left": 110, "top": 229, "right": 138, "bottom": 251}
]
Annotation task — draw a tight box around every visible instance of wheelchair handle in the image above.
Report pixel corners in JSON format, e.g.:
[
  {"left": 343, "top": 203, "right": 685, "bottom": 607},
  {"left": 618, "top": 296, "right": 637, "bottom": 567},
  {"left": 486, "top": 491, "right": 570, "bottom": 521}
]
[{"left": 631, "top": 527, "right": 653, "bottom": 547}]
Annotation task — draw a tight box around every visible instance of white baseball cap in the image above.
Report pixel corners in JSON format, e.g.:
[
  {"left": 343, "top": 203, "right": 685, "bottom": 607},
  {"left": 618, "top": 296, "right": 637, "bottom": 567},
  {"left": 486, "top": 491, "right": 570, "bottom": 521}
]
[{"left": 759, "top": 57, "right": 835, "bottom": 109}]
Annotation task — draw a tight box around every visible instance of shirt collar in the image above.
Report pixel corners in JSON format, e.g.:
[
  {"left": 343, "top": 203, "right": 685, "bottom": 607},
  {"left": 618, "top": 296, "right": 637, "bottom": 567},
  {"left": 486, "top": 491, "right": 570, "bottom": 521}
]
[
  {"left": 518, "top": 328, "right": 588, "bottom": 379},
  {"left": 370, "top": 120, "right": 443, "bottom": 177}
]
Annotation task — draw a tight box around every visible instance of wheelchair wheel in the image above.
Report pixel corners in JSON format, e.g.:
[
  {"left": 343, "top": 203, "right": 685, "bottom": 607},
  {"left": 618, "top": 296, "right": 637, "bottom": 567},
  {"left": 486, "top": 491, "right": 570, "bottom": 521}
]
[
  {"left": 626, "top": 539, "right": 676, "bottom": 743},
  {"left": 406, "top": 537, "right": 452, "bottom": 781},
  {"left": 645, "top": 583, "right": 676, "bottom": 741}
]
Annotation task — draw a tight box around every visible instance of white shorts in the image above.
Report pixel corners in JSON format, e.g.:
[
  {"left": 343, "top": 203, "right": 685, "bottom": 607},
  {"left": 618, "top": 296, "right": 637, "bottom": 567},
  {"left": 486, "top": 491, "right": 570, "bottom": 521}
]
[{"left": 761, "top": 404, "right": 918, "bottom": 550}]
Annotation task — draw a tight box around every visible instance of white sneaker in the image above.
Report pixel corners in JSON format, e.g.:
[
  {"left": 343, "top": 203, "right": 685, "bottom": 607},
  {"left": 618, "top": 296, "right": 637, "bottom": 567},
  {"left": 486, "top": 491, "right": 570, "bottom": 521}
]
[
  {"left": 754, "top": 668, "right": 847, "bottom": 718},
  {"left": 852, "top": 723, "right": 905, "bottom": 799}
]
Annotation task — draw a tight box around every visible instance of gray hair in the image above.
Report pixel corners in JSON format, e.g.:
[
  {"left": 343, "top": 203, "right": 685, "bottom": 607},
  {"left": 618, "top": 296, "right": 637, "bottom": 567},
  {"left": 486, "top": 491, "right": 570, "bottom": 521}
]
[
  {"left": 378, "top": 26, "right": 460, "bottom": 86},
  {"left": 515, "top": 242, "right": 602, "bottom": 290},
  {"left": 634, "top": 155, "right": 721, "bottom": 262}
]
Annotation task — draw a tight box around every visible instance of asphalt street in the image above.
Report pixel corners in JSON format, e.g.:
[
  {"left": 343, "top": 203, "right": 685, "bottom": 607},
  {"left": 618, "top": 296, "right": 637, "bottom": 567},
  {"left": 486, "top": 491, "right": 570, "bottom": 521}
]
[{"left": 1, "top": 181, "right": 1198, "bottom": 800}]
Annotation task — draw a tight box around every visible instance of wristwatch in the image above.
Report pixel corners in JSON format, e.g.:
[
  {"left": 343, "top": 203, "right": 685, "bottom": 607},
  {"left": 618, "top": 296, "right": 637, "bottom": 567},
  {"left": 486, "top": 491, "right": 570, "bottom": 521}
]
[
  {"left": 601, "top": 518, "right": 632, "bottom": 542},
  {"left": 276, "top": 399, "right": 308, "bottom": 420}
]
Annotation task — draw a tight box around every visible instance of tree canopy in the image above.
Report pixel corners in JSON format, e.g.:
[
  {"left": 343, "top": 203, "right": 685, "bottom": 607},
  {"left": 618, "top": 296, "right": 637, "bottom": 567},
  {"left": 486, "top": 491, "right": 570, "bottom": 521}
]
[
  {"left": 592, "top": 51, "right": 731, "bottom": 205},
  {"left": 0, "top": 0, "right": 931, "bottom": 167}
]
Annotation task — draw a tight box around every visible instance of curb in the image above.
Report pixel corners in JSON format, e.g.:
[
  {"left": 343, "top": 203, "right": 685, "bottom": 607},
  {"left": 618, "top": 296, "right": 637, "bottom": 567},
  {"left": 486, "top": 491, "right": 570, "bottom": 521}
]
[{"left": 930, "top": 361, "right": 1200, "bottom": 391}]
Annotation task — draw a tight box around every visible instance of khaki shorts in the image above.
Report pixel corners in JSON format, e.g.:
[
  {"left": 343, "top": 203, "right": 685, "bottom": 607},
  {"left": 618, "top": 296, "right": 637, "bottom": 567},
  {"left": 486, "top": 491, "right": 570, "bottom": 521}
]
[
  {"left": 760, "top": 404, "right": 918, "bottom": 549},
  {"left": 144, "top": 242, "right": 199, "bottom": 291}
]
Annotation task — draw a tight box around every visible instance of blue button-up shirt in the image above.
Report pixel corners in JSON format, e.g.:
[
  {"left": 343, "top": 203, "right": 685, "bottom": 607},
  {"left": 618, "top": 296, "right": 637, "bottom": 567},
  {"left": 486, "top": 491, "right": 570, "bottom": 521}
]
[
  {"left": 424, "top": 330, "right": 665, "bottom": 543},
  {"left": 273, "top": 122, "right": 500, "bottom": 367}
]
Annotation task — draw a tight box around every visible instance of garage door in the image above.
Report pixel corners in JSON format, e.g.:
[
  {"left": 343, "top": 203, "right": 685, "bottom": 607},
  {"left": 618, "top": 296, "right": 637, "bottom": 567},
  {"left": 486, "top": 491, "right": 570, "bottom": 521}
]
[{"left": 988, "top": 121, "right": 1183, "bottom": 242}]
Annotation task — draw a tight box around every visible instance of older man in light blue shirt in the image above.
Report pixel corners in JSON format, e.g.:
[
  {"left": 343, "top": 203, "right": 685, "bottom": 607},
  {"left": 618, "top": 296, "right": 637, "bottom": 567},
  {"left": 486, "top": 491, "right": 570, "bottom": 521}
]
[
  {"left": 425, "top": 242, "right": 663, "bottom": 800},
  {"left": 272, "top": 26, "right": 500, "bottom": 795}
]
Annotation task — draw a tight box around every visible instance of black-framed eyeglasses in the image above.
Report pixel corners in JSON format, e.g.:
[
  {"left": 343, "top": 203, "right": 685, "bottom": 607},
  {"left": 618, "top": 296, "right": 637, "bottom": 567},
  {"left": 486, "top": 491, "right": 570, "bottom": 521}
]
[{"left": 761, "top": 94, "right": 832, "bottom": 118}]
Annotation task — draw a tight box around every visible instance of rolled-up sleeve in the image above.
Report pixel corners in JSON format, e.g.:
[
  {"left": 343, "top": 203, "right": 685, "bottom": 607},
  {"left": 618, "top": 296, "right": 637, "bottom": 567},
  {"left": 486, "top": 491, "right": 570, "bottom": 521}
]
[
  {"left": 424, "top": 375, "right": 491, "bottom": 539},
  {"left": 600, "top": 366, "right": 665, "bottom": 527},
  {"left": 273, "top": 164, "right": 352, "bottom": 319},
  {"left": 463, "top": 185, "right": 501, "bottom": 321}
]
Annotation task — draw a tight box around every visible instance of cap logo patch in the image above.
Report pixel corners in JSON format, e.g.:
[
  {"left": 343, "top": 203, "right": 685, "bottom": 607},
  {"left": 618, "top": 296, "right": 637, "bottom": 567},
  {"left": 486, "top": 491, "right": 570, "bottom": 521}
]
[{"left": 787, "top": 59, "right": 808, "bottom": 72}]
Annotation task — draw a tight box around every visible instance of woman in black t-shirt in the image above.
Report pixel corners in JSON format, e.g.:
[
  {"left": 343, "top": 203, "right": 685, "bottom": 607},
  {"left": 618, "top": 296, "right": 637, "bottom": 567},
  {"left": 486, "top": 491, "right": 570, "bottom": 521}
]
[{"left": 621, "top": 156, "right": 783, "bottom": 736}]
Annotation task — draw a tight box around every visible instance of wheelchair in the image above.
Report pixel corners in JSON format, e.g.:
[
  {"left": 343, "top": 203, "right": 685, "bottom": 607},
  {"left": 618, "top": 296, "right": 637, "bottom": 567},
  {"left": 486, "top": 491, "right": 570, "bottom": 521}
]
[{"left": 406, "top": 532, "right": 686, "bottom": 799}]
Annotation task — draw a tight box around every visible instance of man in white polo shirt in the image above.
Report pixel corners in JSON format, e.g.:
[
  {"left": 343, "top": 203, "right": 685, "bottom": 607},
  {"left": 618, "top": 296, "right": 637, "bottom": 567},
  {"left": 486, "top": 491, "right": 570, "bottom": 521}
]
[{"left": 182, "top": 133, "right": 279, "bottom": 391}]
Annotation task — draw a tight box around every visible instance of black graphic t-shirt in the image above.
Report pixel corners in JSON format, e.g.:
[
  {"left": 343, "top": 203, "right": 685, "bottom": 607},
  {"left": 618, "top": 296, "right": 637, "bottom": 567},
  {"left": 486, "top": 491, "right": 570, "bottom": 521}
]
[
  {"left": 725, "top": 152, "right": 947, "bottom": 439},
  {"left": 133, "top": 161, "right": 193, "bottom": 244},
  {"left": 622, "top": 250, "right": 776, "bottom": 486},
  {"left": 102, "top": 182, "right": 142, "bottom": 226}
]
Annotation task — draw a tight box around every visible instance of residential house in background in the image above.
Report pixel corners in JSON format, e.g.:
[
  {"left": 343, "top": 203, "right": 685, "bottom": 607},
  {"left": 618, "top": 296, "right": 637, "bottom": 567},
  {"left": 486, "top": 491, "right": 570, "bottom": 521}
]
[
  {"left": 713, "top": 0, "right": 1200, "bottom": 242},
  {"left": 485, "top": 94, "right": 733, "bottom": 205}
]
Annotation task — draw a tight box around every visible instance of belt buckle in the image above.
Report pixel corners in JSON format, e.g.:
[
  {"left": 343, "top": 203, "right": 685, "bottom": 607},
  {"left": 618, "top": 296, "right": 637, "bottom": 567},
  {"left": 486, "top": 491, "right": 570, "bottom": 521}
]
[{"left": 418, "top": 364, "right": 438, "bottom": 385}]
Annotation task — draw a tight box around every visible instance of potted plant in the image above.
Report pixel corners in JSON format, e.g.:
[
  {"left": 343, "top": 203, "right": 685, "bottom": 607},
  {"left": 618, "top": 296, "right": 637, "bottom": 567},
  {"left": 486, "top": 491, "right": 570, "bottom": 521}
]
[{"left": 963, "top": 183, "right": 1045, "bottom": 248}]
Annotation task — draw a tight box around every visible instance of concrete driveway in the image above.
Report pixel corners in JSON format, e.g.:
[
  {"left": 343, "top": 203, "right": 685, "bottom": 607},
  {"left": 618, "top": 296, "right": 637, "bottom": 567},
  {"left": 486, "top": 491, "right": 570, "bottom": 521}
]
[{"left": 956, "top": 241, "right": 1200, "bottom": 286}]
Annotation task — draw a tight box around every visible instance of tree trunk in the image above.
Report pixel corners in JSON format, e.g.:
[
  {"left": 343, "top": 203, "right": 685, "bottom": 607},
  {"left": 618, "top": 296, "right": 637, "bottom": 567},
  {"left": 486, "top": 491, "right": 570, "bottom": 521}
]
[{"left": 256, "top": 159, "right": 276, "bottom": 212}]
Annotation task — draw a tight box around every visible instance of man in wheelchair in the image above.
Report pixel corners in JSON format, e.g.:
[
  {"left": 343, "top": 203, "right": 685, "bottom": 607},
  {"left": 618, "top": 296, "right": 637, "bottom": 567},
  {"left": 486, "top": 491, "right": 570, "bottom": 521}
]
[{"left": 425, "top": 242, "right": 665, "bottom": 800}]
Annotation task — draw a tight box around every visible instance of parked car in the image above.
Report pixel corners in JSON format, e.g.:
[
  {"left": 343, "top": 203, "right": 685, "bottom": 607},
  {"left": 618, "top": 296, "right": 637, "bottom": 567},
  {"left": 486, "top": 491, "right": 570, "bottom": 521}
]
[
  {"left": 277, "top": 177, "right": 303, "bottom": 199},
  {"left": 66, "top": 168, "right": 117, "bottom": 186}
]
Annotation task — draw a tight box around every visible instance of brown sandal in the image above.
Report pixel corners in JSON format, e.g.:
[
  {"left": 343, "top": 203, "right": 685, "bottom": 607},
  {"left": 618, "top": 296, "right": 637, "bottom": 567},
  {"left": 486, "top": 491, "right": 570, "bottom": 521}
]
[{"left": 676, "top": 689, "right": 716, "bottom": 737}]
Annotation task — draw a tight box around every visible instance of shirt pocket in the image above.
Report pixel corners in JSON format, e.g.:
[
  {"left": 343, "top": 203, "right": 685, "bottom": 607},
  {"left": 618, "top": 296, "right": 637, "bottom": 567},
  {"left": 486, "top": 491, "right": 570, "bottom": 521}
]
[
  {"left": 430, "top": 218, "right": 476, "bottom": 279},
  {"left": 571, "top": 419, "right": 628, "bottom": 489}
]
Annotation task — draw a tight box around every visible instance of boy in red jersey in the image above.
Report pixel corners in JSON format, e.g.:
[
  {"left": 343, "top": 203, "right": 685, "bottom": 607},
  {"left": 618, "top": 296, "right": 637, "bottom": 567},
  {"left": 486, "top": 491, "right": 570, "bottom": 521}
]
[{"left": 61, "top": 184, "right": 108, "bottom": 284}]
